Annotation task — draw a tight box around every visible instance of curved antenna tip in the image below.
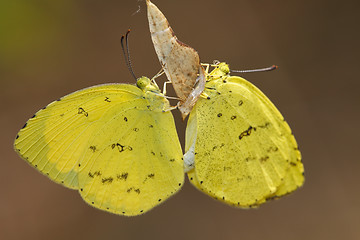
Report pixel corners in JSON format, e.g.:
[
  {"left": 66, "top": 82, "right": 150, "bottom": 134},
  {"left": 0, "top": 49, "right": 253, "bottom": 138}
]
[{"left": 120, "top": 30, "right": 137, "bottom": 81}]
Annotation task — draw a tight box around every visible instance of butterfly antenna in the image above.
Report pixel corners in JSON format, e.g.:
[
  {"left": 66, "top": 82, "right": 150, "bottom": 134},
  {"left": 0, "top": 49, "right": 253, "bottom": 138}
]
[
  {"left": 121, "top": 29, "right": 137, "bottom": 80},
  {"left": 231, "top": 65, "right": 278, "bottom": 73},
  {"left": 125, "top": 29, "right": 137, "bottom": 80}
]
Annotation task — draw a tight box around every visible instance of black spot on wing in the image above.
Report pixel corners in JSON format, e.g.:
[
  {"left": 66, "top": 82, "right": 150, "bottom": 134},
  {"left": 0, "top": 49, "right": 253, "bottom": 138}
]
[
  {"left": 258, "top": 122, "right": 271, "bottom": 129},
  {"left": 78, "top": 107, "right": 88, "bottom": 117},
  {"left": 260, "top": 156, "right": 269, "bottom": 162},
  {"left": 143, "top": 173, "right": 155, "bottom": 183},
  {"left": 245, "top": 156, "right": 256, "bottom": 162},
  {"left": 111, "top": 143, "right": 132, "bottom": 152},
  {"left": 88, "top": 171, "right": 101, "bottom": 178},
  {"left": 112, "top": 143, "right": 125, "bottom": 152},
  {"left": 127, "top": 187, "right": 140, "bottom": 194},
  {"left": 102, "top": 177, "right": 114, "bottom": 184},
  {"left": 267, "top": 146, "right": 279, "bottom": 153},
  {"left": 89, "top": 146, "right": 96, "bottom": 152},
  {"left": 117, "top": 172, "right": 128, "bottom": 181},
  {"left": 238, "top": 126, "right": 256, "bottom": 140}
]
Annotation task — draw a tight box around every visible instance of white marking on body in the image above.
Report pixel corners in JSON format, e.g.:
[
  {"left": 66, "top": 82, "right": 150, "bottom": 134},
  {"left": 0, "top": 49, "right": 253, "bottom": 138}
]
[{"left": 184, "top": 137, "right": 196, "bottom": 173}]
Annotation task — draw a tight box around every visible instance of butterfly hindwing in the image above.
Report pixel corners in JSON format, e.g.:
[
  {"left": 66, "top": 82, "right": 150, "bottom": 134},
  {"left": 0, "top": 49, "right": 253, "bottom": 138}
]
[{"left": 78, "top": 98, "right": 184, "bottom": 215}]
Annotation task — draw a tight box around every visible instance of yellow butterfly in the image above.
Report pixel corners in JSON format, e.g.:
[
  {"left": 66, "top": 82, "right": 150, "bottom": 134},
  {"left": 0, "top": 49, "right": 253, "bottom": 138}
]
[
  {"left": 147, "top": 0, "right": 206, "bottom": 119},
  {"left": 184, "top": 62, "right": 304, "bottom": 207},
  {"left": 14, "top": 76, "right": 184, "bottom": 216}
]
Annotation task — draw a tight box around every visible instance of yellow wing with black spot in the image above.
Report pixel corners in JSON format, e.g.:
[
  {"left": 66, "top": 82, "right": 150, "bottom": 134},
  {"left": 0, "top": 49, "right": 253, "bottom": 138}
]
[
  {"left": 14, "top": 80, "right": 184, "bottom": 216},
  {"left": 185, "top": 63, "right": 304, "bottom": 207}
]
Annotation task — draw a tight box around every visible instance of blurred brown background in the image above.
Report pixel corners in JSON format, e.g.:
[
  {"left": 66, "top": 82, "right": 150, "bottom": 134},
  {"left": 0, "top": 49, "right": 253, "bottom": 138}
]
[{"left": 1, "top": 0, "right": 359, "bottom": 239}]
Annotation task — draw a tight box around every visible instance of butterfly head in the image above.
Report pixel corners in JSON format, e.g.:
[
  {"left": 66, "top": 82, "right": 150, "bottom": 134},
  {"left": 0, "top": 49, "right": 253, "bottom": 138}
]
[
  {"left": 137, "top": 76, "right": 170, "bottom": 112},
  {"left": 136, "top": 77, "right": 161, "bottom": 93},
  {"left": 218, "top": 62, "right": 230, "bottom": 74},
  {"left": 207, "top": 62, "right": 230, "bottom": 81}
]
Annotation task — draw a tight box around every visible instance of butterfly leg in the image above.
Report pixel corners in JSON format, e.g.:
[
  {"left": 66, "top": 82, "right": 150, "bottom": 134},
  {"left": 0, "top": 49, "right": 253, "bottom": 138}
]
[
  {"left": 150, "top": 68, "right": 166, "bottom": 88},
  {"left": 200, "top": 92, "right": 210, "bottom": 99},
  {"left": 162, "top": 81, "right": 172, "bottom": 96},
  {"left": 201, "top": 62, "right": 222, "bottom": 75},
  {"left": 162, "top": 105, "right": 177, "bottom": 112},
  {"left": 201, "top": 63, "right": 211, "bottom": 74}
]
